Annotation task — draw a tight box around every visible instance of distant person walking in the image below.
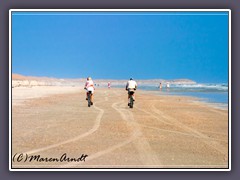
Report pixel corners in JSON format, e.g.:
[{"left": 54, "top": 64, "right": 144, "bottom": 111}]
[
  {"left": 166, "top": 82, "right": 170, "bottom": 91},
  {"left": 108, "top": 82, "right": 111, "bottom": 89},
  {"left": 125, "top": 78, "right": 137, "bottom": 106},
  {"left": 159, "top": 82, "right": 162, "bottom": 90}
]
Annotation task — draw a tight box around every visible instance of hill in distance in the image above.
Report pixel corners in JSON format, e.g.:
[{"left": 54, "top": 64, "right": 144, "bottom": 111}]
[{"left": 12, "top": 73, "right": 196, "bottom": 87}]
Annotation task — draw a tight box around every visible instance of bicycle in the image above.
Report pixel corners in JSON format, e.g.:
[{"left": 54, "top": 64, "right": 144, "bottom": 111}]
[
  {"left": 128, "top": 90, "right": 135, "bottom": 108},
  {"left": 87, "top": 91, "right": 93, "bottom": 107}
]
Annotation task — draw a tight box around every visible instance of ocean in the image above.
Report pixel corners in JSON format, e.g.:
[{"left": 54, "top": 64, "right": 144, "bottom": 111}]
[{"left": 112, "top": 83, "right": 229, "bottom": 109}]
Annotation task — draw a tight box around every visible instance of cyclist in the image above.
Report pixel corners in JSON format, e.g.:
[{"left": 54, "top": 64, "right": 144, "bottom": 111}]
[
  {"left": 125, "top": 78, "right": 137, "bottom": 106},
  {"left": 84, "top": 77, "right": 95, "bottom": 105}
]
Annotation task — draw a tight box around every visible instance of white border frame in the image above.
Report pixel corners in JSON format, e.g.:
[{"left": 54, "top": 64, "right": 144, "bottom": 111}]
[{"left": 9, "top": 9, "right": 231, "bottom": 172}]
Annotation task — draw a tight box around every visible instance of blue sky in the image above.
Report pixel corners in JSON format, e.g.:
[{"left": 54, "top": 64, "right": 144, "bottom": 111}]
[{"left": 12, "top": 11, "right": 229, "bottom": 83}]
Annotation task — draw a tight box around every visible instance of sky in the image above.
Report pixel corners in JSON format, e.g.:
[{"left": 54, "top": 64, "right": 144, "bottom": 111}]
[{"left": 12, "top": 11, "right": 229, "bottom": 83}]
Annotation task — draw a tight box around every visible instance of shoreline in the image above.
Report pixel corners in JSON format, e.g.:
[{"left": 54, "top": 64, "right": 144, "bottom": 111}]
[
  {"left": 12, "top": 86, "right": 228, "bottom": 111},
  {"left": 132, "top": 88, "right": 228, "bottom": 111},
  {"left": 111, "top": 84, "right": 228, "bottom": 110}
]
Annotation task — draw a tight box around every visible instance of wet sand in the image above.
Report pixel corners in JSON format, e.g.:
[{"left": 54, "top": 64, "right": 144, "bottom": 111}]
[{"left": 11, "top": 87, "right": 229, "bottom": 169}]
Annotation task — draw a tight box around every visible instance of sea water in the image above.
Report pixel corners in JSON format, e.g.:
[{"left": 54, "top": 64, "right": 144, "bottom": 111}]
[{"left": 113, "top": 83, "right": 229, "bottom": 109}]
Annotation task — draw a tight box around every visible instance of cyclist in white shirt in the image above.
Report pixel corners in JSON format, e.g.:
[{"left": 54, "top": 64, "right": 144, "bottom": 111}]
[
  {"left": 84, "top": 77, "right": 95, "bottom": 105},
  {"left": 125, "top": 78, "right": 137, "bottom": 106}
]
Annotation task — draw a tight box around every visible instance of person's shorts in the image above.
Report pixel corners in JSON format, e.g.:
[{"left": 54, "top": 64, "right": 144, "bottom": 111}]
[
  {"left": 128, "top": 88, "right": 135, "bottom": 95},
  {"left": 87, "top": 87, "right": 94, "bottom": 94}
]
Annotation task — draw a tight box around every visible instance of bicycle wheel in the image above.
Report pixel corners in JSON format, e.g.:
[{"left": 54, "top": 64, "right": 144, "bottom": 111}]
[
  {"left": 87, "top": 93, "right": 91, "bottom": 107},
  {"left": 129, "top": 95, "right": 134, "bottom": 108}
]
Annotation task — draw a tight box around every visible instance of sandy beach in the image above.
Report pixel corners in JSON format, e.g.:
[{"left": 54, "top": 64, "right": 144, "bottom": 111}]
[{"left": 11, "top": 86, "right": 229, "bottom": 169}]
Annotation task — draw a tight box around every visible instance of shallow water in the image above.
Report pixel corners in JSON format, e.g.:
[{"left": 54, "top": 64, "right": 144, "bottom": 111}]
[{"left": 112, "top": 83, "right": 229, "bottom": 109}]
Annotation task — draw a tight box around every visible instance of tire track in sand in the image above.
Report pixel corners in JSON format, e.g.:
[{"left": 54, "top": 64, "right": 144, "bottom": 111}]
[
  {"left": 60, "top": 100, "right": 161, "bottom": 168},
  {"left": 150, "top": 103, "right": 228, "bottom": 155},
  {"left": 19, "top": 99, "right": 106, "bottom": 156},
  {"left": 129, "top": 122, "right": 228, "bottom": 142},
  {"left": 59, "top": 97, "right": 137, "bottom": 167},
  {"left": 134, "top": 105, "right": 173, "bottom": 126},
  {"left": 59, "top": 132, "right": 137, "bottom": 168},
  {"left": 112, "top": 101, "right": 162, "bottom": 166}
]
